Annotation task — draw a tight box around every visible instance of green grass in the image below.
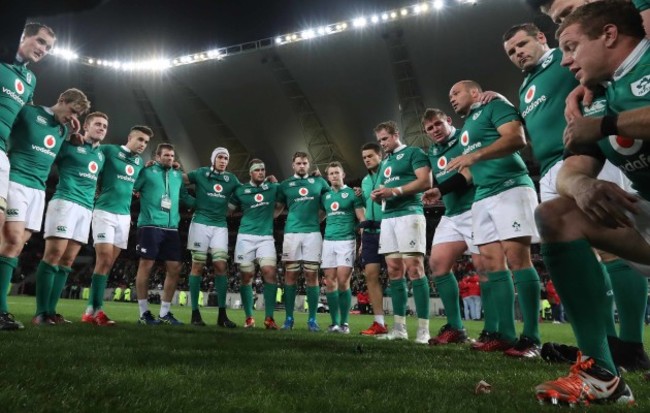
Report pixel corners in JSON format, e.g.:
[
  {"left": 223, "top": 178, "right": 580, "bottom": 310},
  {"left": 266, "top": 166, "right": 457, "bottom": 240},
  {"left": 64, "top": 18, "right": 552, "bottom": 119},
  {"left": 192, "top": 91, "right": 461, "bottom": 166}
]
[{"left": 1, "top": 296, "right": 649, "bottom": 412}]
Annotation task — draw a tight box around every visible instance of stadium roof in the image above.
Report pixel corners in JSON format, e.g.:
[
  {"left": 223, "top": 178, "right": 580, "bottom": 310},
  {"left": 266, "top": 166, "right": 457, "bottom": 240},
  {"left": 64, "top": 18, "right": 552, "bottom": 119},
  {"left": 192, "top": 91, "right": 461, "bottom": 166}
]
[{"left": 31, "top": 0, "right": 553, "bottom": 179}]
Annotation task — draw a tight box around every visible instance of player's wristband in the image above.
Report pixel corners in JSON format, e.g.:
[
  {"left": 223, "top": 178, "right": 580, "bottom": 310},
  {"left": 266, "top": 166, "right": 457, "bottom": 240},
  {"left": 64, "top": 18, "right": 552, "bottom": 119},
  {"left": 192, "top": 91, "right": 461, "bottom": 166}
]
[
  {"left": 395, "top": 186, "right": 404, "bottom": 195},
  {"left": 600, "top": 115, "right": 619, "bottom": 136},
  {"left": 437, "top": 173, "right": 469, "bottom": 196}
]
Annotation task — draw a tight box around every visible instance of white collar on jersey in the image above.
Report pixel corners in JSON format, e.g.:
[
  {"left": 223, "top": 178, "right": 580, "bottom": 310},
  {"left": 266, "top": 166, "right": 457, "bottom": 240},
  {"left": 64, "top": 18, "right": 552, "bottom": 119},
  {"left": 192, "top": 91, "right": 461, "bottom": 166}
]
[
  {"left": 391, "top": 144, "right": 407, "bottom": 154},
  {"left": 43, "top": 106, "right": 54, "bottom": 115},
  {"left": 438, "top": 126, "right": 457, "bottom": 146},
  {"left": 613, "top": 39, "right": 650, "bottom": 81},
  {"left": 293, "top": 173, "right": 309, "bottom": 179},
  {"left": 121, "top": 145, "right": 132, "bottom": 153},
  {"left": 536, "top": 48, "right": 554, "bottom": 66},
  {"left": 331, "top": 184, "right": 348, "bottom": 192}
]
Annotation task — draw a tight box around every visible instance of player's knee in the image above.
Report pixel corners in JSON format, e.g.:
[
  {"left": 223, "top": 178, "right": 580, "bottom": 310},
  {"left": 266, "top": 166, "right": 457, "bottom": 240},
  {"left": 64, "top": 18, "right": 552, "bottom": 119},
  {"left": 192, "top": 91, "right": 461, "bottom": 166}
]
[
  {"left": 0, "top": 197, "right": 7, "bottom": 214},
  {"left": 211, "top": 249, "right": 228, "bottom": 262},
  {"left": 191, "top": 250, "right": 208, "bottom": 265},
  {"left": 239, "top": 261, "right": 255, "bottom": 273},
  {"left": 535, "top": 199, "right": 570, "bottom": 240}
]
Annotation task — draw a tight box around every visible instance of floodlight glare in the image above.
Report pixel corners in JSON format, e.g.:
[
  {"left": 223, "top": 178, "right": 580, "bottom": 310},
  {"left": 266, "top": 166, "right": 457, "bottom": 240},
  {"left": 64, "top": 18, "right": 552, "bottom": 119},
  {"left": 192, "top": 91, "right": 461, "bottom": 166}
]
[
  {"left": 420, "top": 3, "right": 429, "bottom": 11},
  {"left": 414, "top": 5, "right": 421, "bottom": 13},
  {"left": 381, "top": 13, "right": 389, "bottom": 21},
  {"left": 401, "top": 8, "right": 408, "bottom": 16},
  {"left": 434, "top": 0, "right": 444, "bottom": 10},
  {"left": 352, "top": 17, "right": 367, "bottom": 28},
  {"left": 88, "top": 58, "right": 94, "bottom": 64},
  {"left": 390, "top": 11, "right": 398, "bottom": 18},
  {"left": 371, "top": 15, "right": 379, "bottom": 23},
  {"left": 317, "top": 27, "right": 326, "bottom": 35}
]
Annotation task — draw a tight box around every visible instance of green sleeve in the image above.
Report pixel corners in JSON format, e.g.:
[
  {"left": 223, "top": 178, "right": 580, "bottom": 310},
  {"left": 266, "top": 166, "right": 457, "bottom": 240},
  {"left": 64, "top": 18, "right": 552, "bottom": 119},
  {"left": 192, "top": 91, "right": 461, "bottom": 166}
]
[
  {"left": 491, "top": 100, "right": 521, "bottom": 128},
  {"left": 353, "top": 193, "right": 364, "bottom": 208},
  {"left": 411, "top": 147, "right": 430, "bottom": 170},
  {"left": 133, "top": 168, "right": 147, "bottom": 192},
  {"left": 277, "top": 184, "right": 286, "bottom": 204},
  {"left": 179, "top": 181, "right": 195, "bottom": 209},
  {"left": 634, "top": 0, "right": 650, "bottom": 11},
  {"left": 187, "top": 169, "right": 198, "bottom": 184}
]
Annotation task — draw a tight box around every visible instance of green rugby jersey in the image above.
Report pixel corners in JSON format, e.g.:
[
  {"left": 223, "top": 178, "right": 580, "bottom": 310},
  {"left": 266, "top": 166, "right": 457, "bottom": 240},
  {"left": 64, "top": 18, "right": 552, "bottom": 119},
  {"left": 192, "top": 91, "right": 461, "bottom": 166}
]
[
  {"left": 519, "top": 48, "right": 577, "bottom": 177},
  {"left": 187, "top": 167, "right": 241, "bottom": 227},
  {"left": 94, "top": 145, "right": 144, "bottom": 215},
  {"left": 51, "top": 141, "right": 105, "bottom": 210},
  {"left": 0, "top": 62, "right": 35, "bottom": 150},
  {"left": 590, "top": 40, "right": 650, "bottom": 201},
  {"left": 134, "top": 163, "right": 194, "bottom": 229},
  {"left": 377, "top": 145, "right": 429, "bottom": 218},
  {"left": 634, "top": 0, "right": 650, "bottom": 11},
  {"left": 322, "top": 185, "right": 363, "bottom": 241},
  {"left": 460, "top": 100, "right": 534, "bottom": 201},
  {"left": 361, "top": 167, "right": 383, "bottom": 233},
  {"left": 230, "top": 181, "right": 279, "bottom": 236},
  {"left": 428, "top": 128, "right": 476, "bottom": 217},
  {"left": 8, "top": 105, "right": 66, "bottom": 190},
  {"left": 278, "top": 175, "right": 330, "bottom": 233}
]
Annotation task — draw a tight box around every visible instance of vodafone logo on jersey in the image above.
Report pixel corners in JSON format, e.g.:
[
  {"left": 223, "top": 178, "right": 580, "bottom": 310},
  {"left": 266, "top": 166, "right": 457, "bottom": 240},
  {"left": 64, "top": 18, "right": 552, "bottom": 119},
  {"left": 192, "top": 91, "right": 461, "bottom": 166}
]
[
  {"left": 299, "top": 187, "right": 308, "bottom": 196},
  {"left": 460, "top": 132, "right": 470, "bottom": 146},
  {"left": 15, "top": 79, "right": 25, "bottom": 95},
  {"left": 254, "top": 193, "right": 264, "bottom": 202},
  {"left": 331, "top": 201, "right": 340, "bottom": 211},
  {"left": 383, "top": 166, "right": 392, "bottom": 178},
  {"left": 43, "top": 135, "right": 56, "bottom": 149},
  {"left": 524, "top": 85, "right": 536, "bottom": 104},
  {"left": 214, "top": 184, "right": 223, "bottom": 193},
  {"left": 609, "top": 135, "right": 643, "bottom": 156},
  {"left": 437, "top": 156, "right": 447, "bottom": 169},
  {"left": 88, "top": 161, "right": 99, "bottom": 174},
  {"left": 125, "top": 165, "right": 135, "bottom": 176}
]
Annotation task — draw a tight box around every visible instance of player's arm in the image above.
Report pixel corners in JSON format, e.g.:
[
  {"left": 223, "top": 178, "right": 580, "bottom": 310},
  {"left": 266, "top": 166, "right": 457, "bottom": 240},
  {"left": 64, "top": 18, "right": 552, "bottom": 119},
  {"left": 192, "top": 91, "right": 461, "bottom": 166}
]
[
  {"left": 557, "top": 151, "right": 639, "bottom": 228},
  {"left": 179, "top": 181, "right": 195, "bottom": 210},
  {"left": 564, "top": 107, "right": 650, "bottom": 152},
  {"left": 446, "top": 121, "right": 526, "bottom": 172},
  {"left": 354, "top": 207, "right": 366, "bottom": 223},
  {"left": 273, "top": 202, "right": 284, "bottom": 218}
]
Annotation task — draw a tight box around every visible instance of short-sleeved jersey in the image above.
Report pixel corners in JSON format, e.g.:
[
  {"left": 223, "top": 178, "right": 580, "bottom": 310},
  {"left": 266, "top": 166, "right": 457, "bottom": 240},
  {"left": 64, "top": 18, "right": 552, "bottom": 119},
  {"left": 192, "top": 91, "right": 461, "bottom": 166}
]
[
  {"left": 8, "top": 105, "right": 66, "bottom": 190},
  {"left": 94, "top": 145, "right": 144, "bottom": 215},
  {"left": 133, "top": 163, "right": 193, "bottom": 228},
  {"left": 187, "top": 167, "right": 240, "bottom": 227},
  {"left": 322, "top": 186, "right": 363, "bottom": 240},
  {"left": 378, "top": 145, "right": 429, "bottom": 218},
  {"left": 428, "top": 129, "right": 476, "bottom": 217},
  {"left": 584, "top": 41, "right": 650, "bottom": 200},
  {"left": 51, "top": 141, "right": 105, "bottom": 210},
  {"left": 278, "top": 175, "right": 330, "bottom": 233},
  {"left": 0, "top": 62, "right": 35, "bottom": 150},
  {"left": 519, "top": 48, "right": 578, "bottom": 177},
  {"left": 230, "top": 181, "right": 279, "bottom": 236},
  {"left": 361, "top": 167, "right": 384, "bottom": 233},
  {"left": 460, "top": 100, "right": 534, "bottom": 200},
  {"left": 634, "top": 0, "right": 650, "bottom": 11}
]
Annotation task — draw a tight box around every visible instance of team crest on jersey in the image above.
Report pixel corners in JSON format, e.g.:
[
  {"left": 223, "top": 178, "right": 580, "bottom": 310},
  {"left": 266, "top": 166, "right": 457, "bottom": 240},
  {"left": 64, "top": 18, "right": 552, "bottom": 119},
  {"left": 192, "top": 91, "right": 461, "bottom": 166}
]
[
  {"left": 331, "top": 201, "right": 339, "bottom": 211},
  {"left": 255, "top": 194, "right": 264, "bottom": 202},
  {"left": 308, "top": 178, "right": 314, "bottom": 184},
  {"left": 609, "top": 135, "right": 643, "bottom": 155},
  {"left": 524, "top": 85, "right": 536, "bottom": 104},
  {"left": 214, "top": 184, "right": 223, "bottom": 193},
  {"left": 224, "top": 175, "right": 230, "bottom": 182},
  {"left": 88, "top": 161, "right": 99, "bottom": 174},
  {"left": 14, "top": 79, "right": 24, "bottom": 95},
  {"left": 289, "top": 182, "right": 296, "bottom": 187},
  {"left": 472, "top": 110, "right": 482, "bottom": 121},
  {"left": 541, "top": 53, "right": 553, "bottom": 69},
  {"left": 460, "top": 132, "right": 470, "bottom": 146},
  {"left": 26, "top": 72, "right": 32, "bottom": 84},
  {"left": 244, "top": 189, "right": 251, "bottom": 194},
  {"left": 125, "top": 165, "right": 135, "bottom": 176},
  {"left": 396, "top": 154, "right": 404, "bottom": 160},
  {"left": 262, "top": 184, "right": 268, "bottom": 190},
  {"left": 383, "top": 166, "right": 392, "bottom": 178},
  {"left": 36, "top": 115, "right": 47, "bottom": 125},
  {"left": 134, "top": 157, "right": 140, "bottom": 165},
  {"left": 299, "top": 187, "right": 308, "bottom": 196},
  {"left": 43, "top": 135, "right": 56, "bottom": 149},
  {"left": 631, "top": 75, "right": 650, "bottom": 97},
  {"left": 326, "top": 194, "right": 331, "bottom": 199},
  {"left": 437, "top": 156, "right": 447, "bottom": 169},
  {"left": 341, "top": 192, "right": 348, "bottom": 199}
]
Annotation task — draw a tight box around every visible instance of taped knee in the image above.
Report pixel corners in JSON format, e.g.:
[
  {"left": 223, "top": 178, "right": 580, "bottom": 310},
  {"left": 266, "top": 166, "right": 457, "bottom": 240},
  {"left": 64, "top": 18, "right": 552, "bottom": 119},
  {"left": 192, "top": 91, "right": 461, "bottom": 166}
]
[
  {"left": 211, "top": 249, "right": 228, "bottom": 262},
  {"left": 303, "top": 262, "right": 320, "bottom": 272},
  {"left": 0, "top": 197, "right": 6, "bottom": 213},
  {"left": 239, "top": 261, "right": 255, "bottom": 273},
  {"left": 285, "top": 262, "right": 300, "bottom": 272},
  {"left": 402, "top": 252, "right": 423, "bottom": 259},
  {"left": 385, "top": 253, "right": 402, "bottom": 259},
  {"left": 191, "top": 250, "right": 208, "bottom": 264},
  {"left": 258, "top": 257, "right": 276, "bottom": 268}
]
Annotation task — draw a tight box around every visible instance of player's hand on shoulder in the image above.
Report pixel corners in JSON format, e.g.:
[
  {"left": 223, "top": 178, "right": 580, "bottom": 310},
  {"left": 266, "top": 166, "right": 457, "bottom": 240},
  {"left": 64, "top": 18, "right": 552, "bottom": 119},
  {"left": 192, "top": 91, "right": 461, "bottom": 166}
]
[
  {"left": 68, "top": 132, "right": 84, "bottom": 146},
  {"left": 353, "top": 187, "right": 362, "bottom": 197},
  {"left": 422, "top": 188, "right": 441, "bottom": 205},
  {"left": 266, "top": 175, "right": 278, "bottom": 183}
]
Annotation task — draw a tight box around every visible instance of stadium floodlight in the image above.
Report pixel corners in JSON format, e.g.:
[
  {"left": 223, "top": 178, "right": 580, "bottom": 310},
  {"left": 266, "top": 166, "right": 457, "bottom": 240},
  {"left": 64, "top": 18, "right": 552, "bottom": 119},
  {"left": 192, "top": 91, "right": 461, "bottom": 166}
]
[
  {"left": 381, "top": 13, "right": 389, "bottom": 21},
  {"left": 420, "top": 3, "right": 429, "bottom": 11},
  {"left": 291, "top": 34, "right": 298, "bottom": 40},
  {"left": 88, "top": 58, "right": 94, "bottom": 64},
  {"left": 433, "top": 0, "right": 444, "bottom": 10},
  {"left": 390, "top": 11, "right": 398, "bottom": 18},
  {"left": 352, "top": 17, "right": 367, "bottom": 28},
  {"left": 302, "top": 29, "right": 315, "bottom": 39},
  {"left": 207, "top": 49, "right": 220, "bottom": 58},
  {"left": 371, "top": 15, "right": 379, "bottom": 23},
  {"left": 317, "top": 26, "right": 327, "bottom": 35},
  {"left": 275, "top": 37, "right": 282, "bottom": 44},
  {"left": 401, "top": 8, "right": 408, "bottom": 16},
  {"left": 414, "top": 4, "right": 421, "bottom": 13}
]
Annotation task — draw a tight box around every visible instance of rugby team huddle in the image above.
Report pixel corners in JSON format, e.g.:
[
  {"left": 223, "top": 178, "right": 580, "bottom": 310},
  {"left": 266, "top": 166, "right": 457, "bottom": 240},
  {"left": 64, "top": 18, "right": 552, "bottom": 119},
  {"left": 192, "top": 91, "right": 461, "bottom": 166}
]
[{"left": 1, "top": 0, "right": 650, "bottom": 406}]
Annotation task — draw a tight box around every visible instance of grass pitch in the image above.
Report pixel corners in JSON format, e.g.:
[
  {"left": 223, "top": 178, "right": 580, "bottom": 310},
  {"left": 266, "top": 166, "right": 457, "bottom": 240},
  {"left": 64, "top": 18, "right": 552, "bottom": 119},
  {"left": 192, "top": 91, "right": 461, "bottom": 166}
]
[{"left": 1, "top": 296, "right": 648, "bottom": 412}]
